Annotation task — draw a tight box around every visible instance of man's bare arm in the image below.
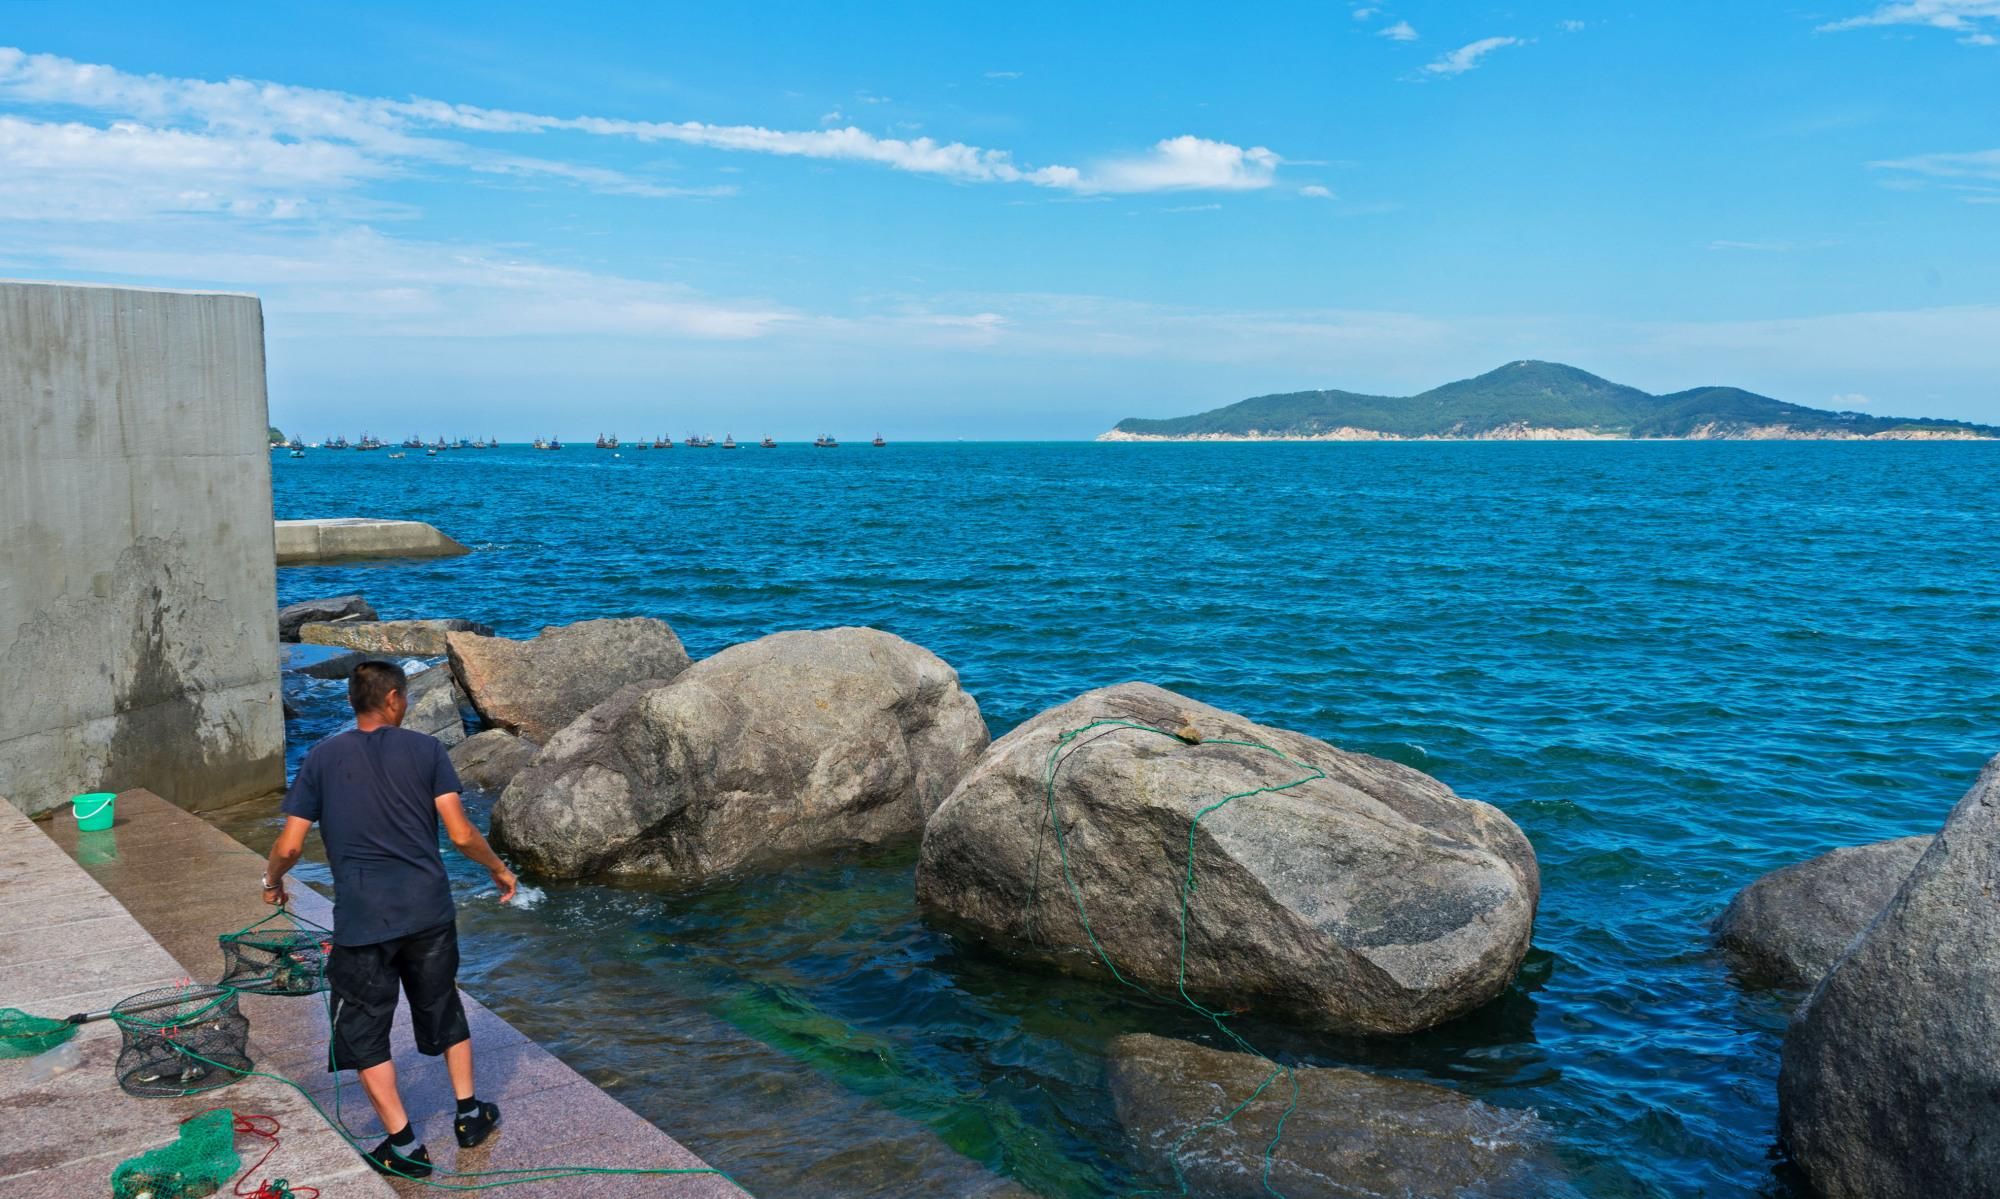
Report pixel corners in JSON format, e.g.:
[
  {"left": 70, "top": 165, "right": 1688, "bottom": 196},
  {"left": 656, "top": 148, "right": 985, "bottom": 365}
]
[
  {"left": 262, "top": 816, "right": 312, "bottom": 905},
  {"left": 436, "top": 793, "right": 518, "bottom": 903}
]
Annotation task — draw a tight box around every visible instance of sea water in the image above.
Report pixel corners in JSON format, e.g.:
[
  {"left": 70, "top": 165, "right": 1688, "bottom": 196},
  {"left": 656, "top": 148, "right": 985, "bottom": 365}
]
[{"left": 252, "top": 439, "right": 2000, "bottom": 1197}]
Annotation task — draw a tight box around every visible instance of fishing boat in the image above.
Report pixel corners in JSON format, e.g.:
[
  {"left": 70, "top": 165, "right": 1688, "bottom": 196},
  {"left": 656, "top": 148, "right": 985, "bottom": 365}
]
[
  {"left": 288, "top": 448, "right": 304, "bottom": 458},
  {"left": 402, "top": 435, "right": 424, "bottom": 449},
  {"left": 633, "top": 437, "right": 649, "bottom": 450},
  {"left": 595, "top": 433, "right": 619, "bottom": 449},
  {"left": 434, "top": 436, "right": 449, "bottom": 452},
  {"left": 872, "top": 433, "right": 887, "bottom": 447},
  {"left": 387, "top": 451, "right": 406, "bottom": 459},
  {"left": 814, "top": 434, "right": 840, "bottom": 448},
  {"left": 653, "top": 435, "right": 672, "bottom": 449},
  {"left": 426, "top": 447, "right": 438, "bottom": 458},
  {"left": 686, "top": 433, "right": 714, "bottom": 448},
  {"left": 325, "top": 435, "right": 349, "bottom": 450},
  {"left": 721, "top": 434, "right": 738, "bottom": 449},
  {"left": 549, "top": 436, "right": 564, "bottom": 450},
  {"left": 357, "top": 433, "right": 383, "bottom": 451},
  {"left": 760, "top": 435, "right": 777, "bottom": 448}
]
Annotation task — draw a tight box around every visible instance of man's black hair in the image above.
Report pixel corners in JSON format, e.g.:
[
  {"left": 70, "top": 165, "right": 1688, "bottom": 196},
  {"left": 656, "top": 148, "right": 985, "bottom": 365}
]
[{"left": 349, "top": 660, "right": 408, "bottom": 715}]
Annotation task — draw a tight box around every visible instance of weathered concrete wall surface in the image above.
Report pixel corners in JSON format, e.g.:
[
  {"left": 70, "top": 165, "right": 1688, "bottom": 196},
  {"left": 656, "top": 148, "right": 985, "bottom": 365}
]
[{"left": 0, "top": 280, "right": 284, "bottom": 816}]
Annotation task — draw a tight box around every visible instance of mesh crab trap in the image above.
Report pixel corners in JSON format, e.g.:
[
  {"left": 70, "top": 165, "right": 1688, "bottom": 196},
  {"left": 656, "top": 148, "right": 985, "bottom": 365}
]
[
  {"left": 218, "top": 909, "right": 331, "bottom": 996},
  {"left": 0, "top": 1007, "right": 76, "bottom": 1057},
  {"left": 111, "top": 985, "right": 252, "bottom": 1098}
]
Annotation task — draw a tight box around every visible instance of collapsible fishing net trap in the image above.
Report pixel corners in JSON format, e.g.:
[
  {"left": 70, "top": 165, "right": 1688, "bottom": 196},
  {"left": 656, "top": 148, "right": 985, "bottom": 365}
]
[
  {"left": 0, "top": 1007, "right": 76, "bottom": 1056},
  {"left": 111, "top": 985, "right": 252, "bottom": 1098},
  {"left": 218, "top": 913, "right": 330, "bottom": 996}
]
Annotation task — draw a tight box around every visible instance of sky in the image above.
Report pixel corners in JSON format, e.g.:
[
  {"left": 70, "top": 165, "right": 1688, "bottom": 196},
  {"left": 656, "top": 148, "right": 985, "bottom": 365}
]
[{"left": 1, "top": 1, "right": 1997, "bottom": 439}]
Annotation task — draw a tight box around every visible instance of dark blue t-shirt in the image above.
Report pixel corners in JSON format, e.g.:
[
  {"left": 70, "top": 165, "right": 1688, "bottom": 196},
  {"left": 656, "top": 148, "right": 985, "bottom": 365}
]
[{"left": 282, "top": 726, "right": 462, "bottom": 947}]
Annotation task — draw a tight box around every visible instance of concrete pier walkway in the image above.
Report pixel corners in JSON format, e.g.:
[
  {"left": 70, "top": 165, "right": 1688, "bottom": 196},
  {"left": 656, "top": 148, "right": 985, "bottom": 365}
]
[
  {"left": 0, "top": 799, "right": 394, "bottom": 1197},
  {"left": 22, "top": 791, "right": 741, "bottom": 1198}
]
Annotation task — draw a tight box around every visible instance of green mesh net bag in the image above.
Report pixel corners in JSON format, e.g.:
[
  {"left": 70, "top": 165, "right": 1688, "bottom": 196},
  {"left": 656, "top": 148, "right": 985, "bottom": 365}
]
[
  {"left": 110, "top": 1108, "right": 241, "bottom": 1199},
  {"left": 0, "top": 1007, "right": 76, "bottom": 1057},
  {"left": 218, "top": 913, "right": 330, "bottom": 997},
  {"left": 112, "top": 985, "right": 251, "bottom": 1098}
]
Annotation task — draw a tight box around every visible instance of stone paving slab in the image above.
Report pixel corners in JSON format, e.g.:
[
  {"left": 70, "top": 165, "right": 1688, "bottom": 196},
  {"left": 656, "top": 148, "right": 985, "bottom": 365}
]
[
  {"left": 37, "top": 788, "right": 744, "bottom": 1199},
  {"left": 0, "top": 798, "right": 390, "bottom": 1198}
]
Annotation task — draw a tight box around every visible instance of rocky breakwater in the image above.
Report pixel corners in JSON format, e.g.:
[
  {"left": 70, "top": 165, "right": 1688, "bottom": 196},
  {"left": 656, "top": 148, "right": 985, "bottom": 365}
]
[
  {"left": 277, "top": 593, "right": 376, "bottom": 642},
  {"left": 298, "top": 618, "right": 493, "bottom": 656},
  {"left": 1713, "top": 835, "right": 1931, "bottom": 989},
  {"left": 447, "top": 618, "right": 692, "bottom": 743},
  {"left": 1107, "top": 1034, "right": 1566, "bottom": 1198},
  {"left": 492, "top": 627, "right": 988, "bottom": 884},
  {"left": 1778, "top": 757, "right": 2000, "bottom": 1198},
  {"left": 915, "top": 683, "right": 1539, "bottom": 1035}
]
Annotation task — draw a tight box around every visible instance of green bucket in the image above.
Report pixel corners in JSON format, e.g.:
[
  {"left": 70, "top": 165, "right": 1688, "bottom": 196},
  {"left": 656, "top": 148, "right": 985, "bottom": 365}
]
[{"left": 71, "top": 792, "right": 116, "bottom": 832}]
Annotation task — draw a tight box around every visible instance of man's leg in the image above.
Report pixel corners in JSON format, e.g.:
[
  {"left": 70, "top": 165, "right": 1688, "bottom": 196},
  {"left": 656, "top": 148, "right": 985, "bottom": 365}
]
[
  {"left": 397, "top": 922, "right": 500, "bottom": 1148},
  {"left": 444, "top": 1037, "right": 475, "bottom": 1102},
  {"left": 357, "top": 1059, "right": 411, "bottom": 1134},
  {"left": 328, "top": 939, "right": 434, "bottom": 1177}
]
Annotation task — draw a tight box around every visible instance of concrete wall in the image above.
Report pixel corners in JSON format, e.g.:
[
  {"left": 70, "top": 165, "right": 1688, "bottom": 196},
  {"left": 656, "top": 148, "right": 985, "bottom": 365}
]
[{"left": 0, "top": 280, "right": 284, "bottom": 816}]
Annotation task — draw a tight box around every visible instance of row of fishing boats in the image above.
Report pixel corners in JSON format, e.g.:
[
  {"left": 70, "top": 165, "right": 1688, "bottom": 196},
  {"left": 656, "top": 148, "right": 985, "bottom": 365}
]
[{"left": 279, "top": 432, "right": 887, "bottom": 457}]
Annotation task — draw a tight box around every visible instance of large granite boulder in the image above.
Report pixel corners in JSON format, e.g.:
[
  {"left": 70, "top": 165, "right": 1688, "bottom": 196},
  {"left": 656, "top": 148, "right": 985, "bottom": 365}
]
[
  {"left": 492, "top": 627, "right": 987, "bottom": 883},
  {"left": 916, "top": 683, "right": 1539, "bottom": 1035},
  {"left": 1107, "top": 1035, "right": 1564, "bottom": 1198},
  {"left": 277, "top": 594, "right": 376, "bottom": 642},
  {"left": 300, "top": 618, "right": 492, "bottom": 656},
  {"left": 405, "top": 664, "right": 466, "bottom": 748},
  {"left": 1713, "top": 835, "right": 1932, "bottom": 989},
  {"left": 447, "top": 618, "right": 693, "bottom": 744},
  {"left": 450, "top": 730, "right": 539, "bottom": 793},
  {"left": 1778, "top": 758, "right": 2000, "bottom": 1198}
]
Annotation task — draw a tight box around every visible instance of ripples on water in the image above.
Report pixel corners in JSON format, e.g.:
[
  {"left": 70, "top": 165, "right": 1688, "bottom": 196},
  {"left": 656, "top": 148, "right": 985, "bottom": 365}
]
[{"left": 249, "top": 441, "right": 2000, "bottom": 1197}]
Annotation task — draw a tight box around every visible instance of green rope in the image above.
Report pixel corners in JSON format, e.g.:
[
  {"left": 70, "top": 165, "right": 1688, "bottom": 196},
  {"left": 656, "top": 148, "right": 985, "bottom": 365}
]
[
  {"left": 1041, "top": 719, "right": 1324, "bottom": 1199},
  {"left": 135, "top": 905, "right": 746, "bottom": 1194}
]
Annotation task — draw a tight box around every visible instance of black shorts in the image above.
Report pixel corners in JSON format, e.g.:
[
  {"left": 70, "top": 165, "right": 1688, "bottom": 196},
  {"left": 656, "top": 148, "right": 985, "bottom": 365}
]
[{"left": 326, "top": 921, "right": 470, "bottom": 1072}]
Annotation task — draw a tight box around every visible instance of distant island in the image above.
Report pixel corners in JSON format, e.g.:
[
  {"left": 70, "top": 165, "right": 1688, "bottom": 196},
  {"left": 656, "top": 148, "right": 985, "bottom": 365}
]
[{"left": 1102, "top": 361, "right": 1998, "bottom": 442}]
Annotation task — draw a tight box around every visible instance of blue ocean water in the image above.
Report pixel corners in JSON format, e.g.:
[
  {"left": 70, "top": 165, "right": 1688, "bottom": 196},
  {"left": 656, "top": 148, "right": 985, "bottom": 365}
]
[{"left": 262, "top": 440, "right": 2000, "bottom": 1197}]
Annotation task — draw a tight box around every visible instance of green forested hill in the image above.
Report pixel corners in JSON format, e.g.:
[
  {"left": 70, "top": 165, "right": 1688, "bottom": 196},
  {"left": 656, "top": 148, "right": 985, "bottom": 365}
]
[{"left": 1110, "top": 362, "right": 1998, "bottom": 440}]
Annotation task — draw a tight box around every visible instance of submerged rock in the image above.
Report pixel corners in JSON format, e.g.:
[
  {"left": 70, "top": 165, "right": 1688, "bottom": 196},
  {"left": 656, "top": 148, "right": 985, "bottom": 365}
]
[
  {"left": 277, "top": 593, "right": 376, "bottom": 642},
  {"left": 1778, "top": 757, "right": 2000, "bottom": 1198},
  {"left": 1713, "top": 835, "right": 1932, "bottom": 989},
  {"left": 915, "top": 683, "right": 1539, "bottom": 1035},
  {"left": 447, "top": 618, "right": 692, "bottom": 743},
  {"left": 405, "top": 664, "right": 466, "bottom": 748},
  {"left": 1106, "top": 1034, "right": 1564, "bottom": 1199},
  {"left": 280, "top": 643, "right": 370, "bottom": 680},
  {"left": 450, "top": 730, "right": 539, "bottom": 794},
  {"left": 299, "top": 618, "right": 492, "bottom": 656},
  {"left": 492, "top": 627, "right": 986, "bottom": 883}
]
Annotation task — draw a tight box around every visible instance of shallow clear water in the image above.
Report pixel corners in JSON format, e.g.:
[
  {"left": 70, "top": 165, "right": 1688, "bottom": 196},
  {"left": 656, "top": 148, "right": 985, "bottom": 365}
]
[{"left": 254, "top": 440, "right": 2000, "bottom": 1197}]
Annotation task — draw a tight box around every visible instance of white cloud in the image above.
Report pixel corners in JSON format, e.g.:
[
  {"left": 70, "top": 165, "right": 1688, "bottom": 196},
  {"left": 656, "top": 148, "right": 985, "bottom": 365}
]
[
  {"left": 984, "top": 70, "right": 1022, "bottom": 79},
  {"left": 1558, "top": 19, "right": 1587, "bottom": 32},
  {"left": 0, "top": 47, "right": 1279, "bottom": 199},
  {"left": 1080, "top": 136, "right": 1280, "bottom": 193},
  {"left": 1880, "top": 148, "right": 2000, "bottom": 174},
  {"left": 1379, "top": 21, "right": 1420, "bottom": 40},
  {"left": 1422, "top": 37, "right": 1525, "bottom": 76},
  {"left": 1163, "top": 203, "right": 1222, "bottom": 213},
  {"left": 1353, "top": 7, "right": 1379, "bottom": 20},
  {"left": 1819, "top": 1, "right": 2000, "bottom": 39},
  {"left": 1299, "top": 184, "right": 1336, "bottom": 198}
]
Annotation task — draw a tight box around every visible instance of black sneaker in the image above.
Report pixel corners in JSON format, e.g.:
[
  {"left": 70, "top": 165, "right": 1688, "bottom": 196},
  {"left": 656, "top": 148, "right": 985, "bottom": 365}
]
[
  {"left": 455, "top": 1100, "right": 502, "bottom": 1149},
  {"left": 364, "top": 1138, "right": 433, "bottom": 1178}
]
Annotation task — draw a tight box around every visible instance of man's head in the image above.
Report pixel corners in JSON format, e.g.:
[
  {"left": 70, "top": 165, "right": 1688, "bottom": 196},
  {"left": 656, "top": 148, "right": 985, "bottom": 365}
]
[{"left": 348, "top": 660, "right": 409, "bottom": 724}]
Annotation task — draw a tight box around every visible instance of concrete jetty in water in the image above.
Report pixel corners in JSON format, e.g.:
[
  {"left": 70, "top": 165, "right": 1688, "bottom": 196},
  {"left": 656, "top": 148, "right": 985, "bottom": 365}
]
[{"left": 276, "top": 518, "right": 471, "bottom": 565}]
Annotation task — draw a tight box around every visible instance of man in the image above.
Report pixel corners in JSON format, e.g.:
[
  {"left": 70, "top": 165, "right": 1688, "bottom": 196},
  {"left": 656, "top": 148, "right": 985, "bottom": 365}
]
[{"left": 262, "top": 659, "right": 519, "bottom": 1178}]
